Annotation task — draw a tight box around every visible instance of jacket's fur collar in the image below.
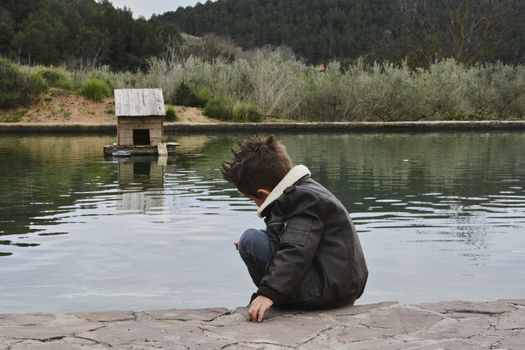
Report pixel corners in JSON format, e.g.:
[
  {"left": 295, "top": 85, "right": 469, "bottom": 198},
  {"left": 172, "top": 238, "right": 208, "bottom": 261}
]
[{"left": 257, "top": 165, "right": 311, "bottom": 217}]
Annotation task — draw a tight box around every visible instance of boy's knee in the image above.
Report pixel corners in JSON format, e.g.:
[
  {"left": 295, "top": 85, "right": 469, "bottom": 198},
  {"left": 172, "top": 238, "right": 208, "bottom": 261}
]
[{"left": 239, "top": 229, "right": 261, "bottom": 252}]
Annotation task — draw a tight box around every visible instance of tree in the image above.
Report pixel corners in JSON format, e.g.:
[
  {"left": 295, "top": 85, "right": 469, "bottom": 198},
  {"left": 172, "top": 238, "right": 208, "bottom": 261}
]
[
  {"left": 0, "top": 9, "right": 15, "bottom": 56},
  {"left": 0, "top": 0, "right": 182, "bottom": 70},
  {"left": 397, "top": 0, "right": 525, "bottom": 66},
  {"left": 12, "top": 10, "right": 68, "bottom": 65}
]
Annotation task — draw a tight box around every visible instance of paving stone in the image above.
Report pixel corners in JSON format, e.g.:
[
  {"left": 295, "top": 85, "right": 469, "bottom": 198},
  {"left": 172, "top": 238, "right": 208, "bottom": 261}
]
[
  {"left": 357, "top": 305, "right": 443, "bottom": 335},
  {"left": 0, "top": 314, "right": 102, "bottom": 341},
  {"left": 9, "top": 338, "right": 107, "bottom": 350},
  {"left": 320, "top": 301, "right": 398, "bottom": 317},
  {"left": 223, "top": 344, "right": 287, "bottom": 350},
  {"left": 496, "top": 309, "right": 525, "bottom": 330},
  {"left": 317, "top": 324, "right": 399, "bottom": 343},
  {"left": 499, "top": 299, "right": 525, "bottom": 306},
  {"left": 145, "top": 307, "right": 229, "bottom": 321},
  {"left": 0, "top": 301, "right": 521, "bottom": 349},
  {"left": 296, "top": 331, "right": 345, "bottom": 350},
  {"left": 419, "top": 317, "right": 491, "bottom": 340},
  {"left": 0, "top": 314, "right": 55, "bottom": 326},
  {"left": 207, "top": 311, "right": 248, "bottom": 327},
  {"left": 202, "top": 315, "right": 332, "bottom": 347},
  {"left": 499, "top": 331, "right": 525, "bottom": 350},
  {"left": 466, "top": 329, "right": 515, "bottom": 348},
  {"left": 412, "top": 340, "right": 481, "bottom": 350},
  {"left": 0, "top": 339, "right": 16, "bottom": 350},
  {"left": 311, "top": 338, "right": 426, "bottom": 350},
  {"left": 112, "top": 345, "right": 171, "bottom": 350},
  {"left": 234, "top": 306, "right": 306, "bottom": 321},
  {"left": 111, "top": 345, "right": 166, "bottom": 350},
  {"left": 72, "top": 311, "right": 135, "bottom": 322},
  {"left": 77, "top": 320, "right": 229, "bottom": 349},
  {"left": 417, "top": 300, "right": 517, "bottom": 318}
]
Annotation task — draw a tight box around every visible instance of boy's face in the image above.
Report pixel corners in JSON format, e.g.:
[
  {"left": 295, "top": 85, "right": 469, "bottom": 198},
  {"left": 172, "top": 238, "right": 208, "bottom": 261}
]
[
  {"left": 246, "top": 194, "right": 266, "bottom": 207},
  {"left": 245, "top": 188, "right": 271, "bottom": 207}
]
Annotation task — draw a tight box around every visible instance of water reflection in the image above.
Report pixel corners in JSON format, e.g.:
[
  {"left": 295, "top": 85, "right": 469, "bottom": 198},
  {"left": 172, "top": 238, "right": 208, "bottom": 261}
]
[
  {"left": 115, "top": 157, "right": 166, "bottom": 213},
  {"left": 0, "top": 132, "right": 524, "bottom": 312}
]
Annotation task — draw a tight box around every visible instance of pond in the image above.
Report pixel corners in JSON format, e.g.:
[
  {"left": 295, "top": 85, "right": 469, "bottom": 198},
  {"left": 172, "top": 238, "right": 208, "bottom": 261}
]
[{"left": 0, "top": 132, "right": 524, "bottom": 313}]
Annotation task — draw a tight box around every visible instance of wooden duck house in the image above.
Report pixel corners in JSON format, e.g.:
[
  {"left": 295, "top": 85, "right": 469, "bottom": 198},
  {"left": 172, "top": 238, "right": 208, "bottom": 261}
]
[{"left": 104, "top": 88, "right": 177, "bottom": 156}]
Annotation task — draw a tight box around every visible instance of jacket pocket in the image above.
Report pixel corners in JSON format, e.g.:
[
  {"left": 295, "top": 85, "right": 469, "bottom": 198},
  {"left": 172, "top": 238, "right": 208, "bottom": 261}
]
[{"left": 281, "top": 220, "right": 311, "bottom": 245}]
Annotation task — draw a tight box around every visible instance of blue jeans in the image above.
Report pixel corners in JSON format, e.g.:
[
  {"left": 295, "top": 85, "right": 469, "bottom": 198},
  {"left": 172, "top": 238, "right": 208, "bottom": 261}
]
[{"left": 238, "top": 229, "right": 272, "bottom": 287}]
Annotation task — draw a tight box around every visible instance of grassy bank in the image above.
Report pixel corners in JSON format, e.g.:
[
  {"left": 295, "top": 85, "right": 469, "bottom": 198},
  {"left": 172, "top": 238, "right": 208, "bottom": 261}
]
[{"left": 1, "top": 54, "right": 524, "bottom": 122}]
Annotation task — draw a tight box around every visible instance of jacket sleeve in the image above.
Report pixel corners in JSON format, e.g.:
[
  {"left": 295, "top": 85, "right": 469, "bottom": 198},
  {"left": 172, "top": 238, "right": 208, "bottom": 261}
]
[{"left": 257, "top": 191, "right": 324, "bottom": 305}]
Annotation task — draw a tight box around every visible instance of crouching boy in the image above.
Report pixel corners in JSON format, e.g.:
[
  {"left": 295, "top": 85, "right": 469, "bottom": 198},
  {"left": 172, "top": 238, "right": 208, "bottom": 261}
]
[{"left": 222, "top": 136, "right": 368, "bottom": 322}]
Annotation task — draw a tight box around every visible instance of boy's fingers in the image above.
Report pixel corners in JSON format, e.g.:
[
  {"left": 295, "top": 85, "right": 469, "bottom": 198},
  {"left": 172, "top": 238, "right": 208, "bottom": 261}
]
[
  {"left": 249, "top": 304, "right": 259, "bottom": 321},
  {"left": 258, "top": 305, "right": 267, "bottom": 322}
]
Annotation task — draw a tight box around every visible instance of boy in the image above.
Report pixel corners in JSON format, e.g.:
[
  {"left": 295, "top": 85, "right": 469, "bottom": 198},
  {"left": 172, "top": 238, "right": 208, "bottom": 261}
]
[{"left": 222, "top": 136, "right": 368, "bottom": 322}]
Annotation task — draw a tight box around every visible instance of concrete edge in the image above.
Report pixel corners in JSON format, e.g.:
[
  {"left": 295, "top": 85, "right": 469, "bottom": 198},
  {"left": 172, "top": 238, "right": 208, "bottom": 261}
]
[{"left": 0, "top": 121, "right": 524, "bottom": 134}]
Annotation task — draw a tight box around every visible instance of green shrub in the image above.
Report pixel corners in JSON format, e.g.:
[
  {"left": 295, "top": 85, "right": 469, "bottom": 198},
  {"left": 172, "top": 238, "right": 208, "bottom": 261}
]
[
  {"left": 193, "top": 86, "right": 211, "bottom": 106},
  {"left": 23, "top": 72, "right": 47, "bottom": 105},
  {"left": 204, "top": 97, "right": 234, "bottom": 121},
  {"left": 0, "top": 58, "right": 47, "bottom": 108},
  {"left": 36, "top": 67, "right": 75, "bottom": 90},
  {"left": 78, "top": 78, "right": 112, "bottom": 102},
  {"left": 173, "top": 82, "right": 210, "bottom": 107},
  {"left": 165, "top": 107, "right": 178, "bottom": 121},
  {"left": 233, "top": 102, "right": 262, "bottom": 122},
  {"left": 0, "top": 112, "right": 25, "bottom": 123},
  {"left": 445, "top": 109, "right": 507, "bottom": 121},
  {"left": 204, "top": 97, "right": 262, "bottom": 122}
]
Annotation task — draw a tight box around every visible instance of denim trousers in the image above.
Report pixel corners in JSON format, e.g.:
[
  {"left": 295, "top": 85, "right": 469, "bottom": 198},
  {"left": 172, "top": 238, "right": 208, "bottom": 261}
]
[{"left": 238, "top": 229, "right": 272, "bottom": 287}]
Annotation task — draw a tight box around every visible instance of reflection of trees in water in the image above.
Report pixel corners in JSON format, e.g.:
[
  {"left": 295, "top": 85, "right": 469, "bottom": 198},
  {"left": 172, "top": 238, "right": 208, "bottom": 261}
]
[
  {"left": 298, "top": 134, "right": 521, "bottom": 202},
  {"left": 282, "top": 132, "right": 525, "bottom": 254},
  {"left": 0, "top": 135, "right": 115, "bottom": 240},
  {"left": 171, "top": 132, "right": 525, "bottom": 254},
  {"left": 1, "top": 132, "right": 524, "bottom": 256},
  {"left": 284, "top": 133, "right": 525, "bottom": 204},
  {"left": 165, "top": 134, "right": 245, "bottom": 198}
]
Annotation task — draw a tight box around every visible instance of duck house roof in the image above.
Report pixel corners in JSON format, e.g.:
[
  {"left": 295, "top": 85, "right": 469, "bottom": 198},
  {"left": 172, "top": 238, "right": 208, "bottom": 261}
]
[{"left": 114, "top": 89, "right": 165, "bottom": 117}]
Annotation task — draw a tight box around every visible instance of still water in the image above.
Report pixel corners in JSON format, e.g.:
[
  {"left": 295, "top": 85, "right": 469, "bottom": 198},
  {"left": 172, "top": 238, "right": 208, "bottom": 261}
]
[{"left": 0, "top": 132, "right": 524, "bottom": 313}]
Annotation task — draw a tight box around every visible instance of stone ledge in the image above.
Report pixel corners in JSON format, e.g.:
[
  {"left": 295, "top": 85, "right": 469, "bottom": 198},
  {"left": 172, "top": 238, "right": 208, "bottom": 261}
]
[
  {"left": 1, "top": 121, "right": 525, "bottom": 134},
  {"left": 0, "top": 300, "right": 523, "bottom": 349}
]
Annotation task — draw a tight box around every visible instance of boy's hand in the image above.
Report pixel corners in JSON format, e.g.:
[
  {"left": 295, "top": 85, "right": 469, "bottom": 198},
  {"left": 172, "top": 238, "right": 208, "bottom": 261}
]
[{"left": 248, "top": 295, "right": 274, "bottom": 322}]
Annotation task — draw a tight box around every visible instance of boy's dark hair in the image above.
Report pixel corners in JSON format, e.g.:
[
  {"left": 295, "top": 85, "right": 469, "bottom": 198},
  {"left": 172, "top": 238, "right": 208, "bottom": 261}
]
[{"left": 222, "top": 136, "right": 293, "bottom": 197}]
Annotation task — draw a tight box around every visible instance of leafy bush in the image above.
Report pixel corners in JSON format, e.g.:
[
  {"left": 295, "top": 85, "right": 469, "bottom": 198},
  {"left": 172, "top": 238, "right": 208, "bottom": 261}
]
[
  {"left": 193, "top": 86, "right": 212, "bottom": 105},
  {"left": 0, "top": 58, "right": 47, "bottom": 108},
  {"left": 204, "top": 97, "right": 234, "bottom": 121},
  {"left": 445, "top": 110, "right": 506, "bottom": 121},
  {"left": 165, "top": 107, "right": 178, "bottom": 121},
  {"left": 204, "top": 97, "right": 262, "bottom": 122},
  {"left": 78, "top": 78, "right": 112, "bottom": 102},
  {"left": 72, "top": 52, "right": 525, "bottom": 121},
  {"left": 36, "top": 67, "right": 75, "bottom": 90},
  {"left": 0, "top": 112, "right": 25, "bottom": 123},
  {"left": 173, "top": 82, "right": 210, "bottom": 107},
  {"left": 233, "top": 102, "right": 262, "bottom": 122}
]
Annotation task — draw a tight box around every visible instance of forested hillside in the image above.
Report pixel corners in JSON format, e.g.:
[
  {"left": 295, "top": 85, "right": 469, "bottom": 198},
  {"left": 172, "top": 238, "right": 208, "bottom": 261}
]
[
  {"left": 158, "top": 0, "right": 525, "bottom": 66},
  {"left": 0, "top": 0, "right": 180, "bottom": 71}
]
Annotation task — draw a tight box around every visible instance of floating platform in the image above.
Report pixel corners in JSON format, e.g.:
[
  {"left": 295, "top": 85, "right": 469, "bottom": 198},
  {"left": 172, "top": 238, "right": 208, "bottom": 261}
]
[{"left": 103, "top": 142, "right": 178, "bottom": 156}]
